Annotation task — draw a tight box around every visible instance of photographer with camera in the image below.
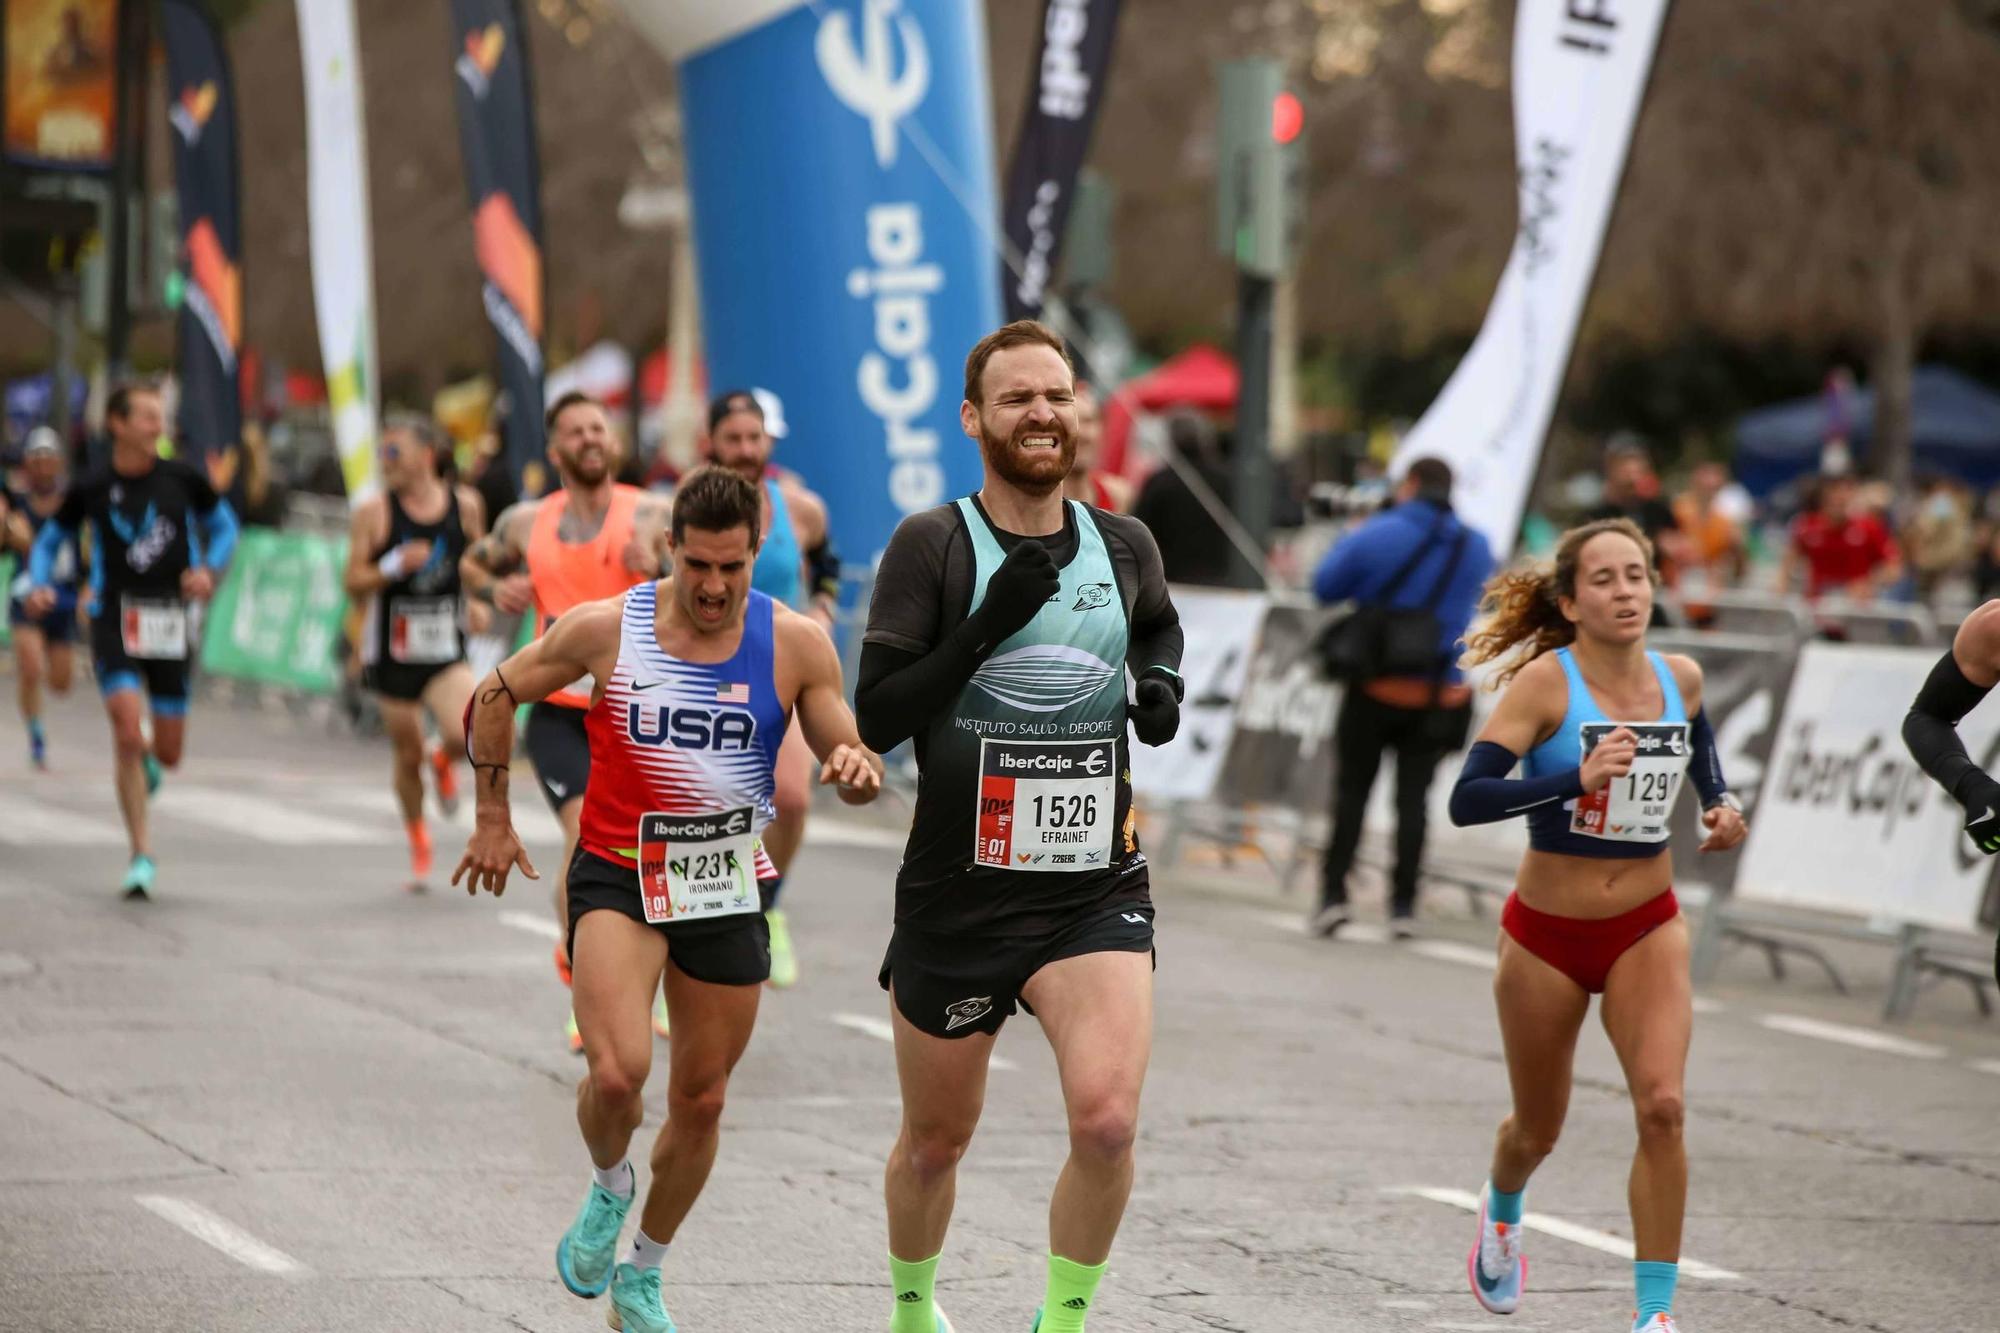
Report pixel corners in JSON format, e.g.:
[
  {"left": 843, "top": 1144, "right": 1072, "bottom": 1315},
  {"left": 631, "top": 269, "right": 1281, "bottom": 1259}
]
[{"left": 1310, "top": 457, "right": 1495, "bottom": 937}]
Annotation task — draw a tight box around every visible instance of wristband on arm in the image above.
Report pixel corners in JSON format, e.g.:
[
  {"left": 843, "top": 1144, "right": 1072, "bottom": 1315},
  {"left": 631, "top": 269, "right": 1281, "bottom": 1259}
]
[
  {"left": 377, "top": 548, "right": 409, "bottom": 580},
  {"left": 1447, "top": 741, "right": 1585, "bottom": 827}
]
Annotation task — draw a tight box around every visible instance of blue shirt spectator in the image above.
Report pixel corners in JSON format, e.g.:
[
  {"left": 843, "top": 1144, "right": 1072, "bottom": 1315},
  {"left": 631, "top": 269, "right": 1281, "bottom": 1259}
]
[{"left": 1312, "top": 468, "right": 1497, "bottom": 684}]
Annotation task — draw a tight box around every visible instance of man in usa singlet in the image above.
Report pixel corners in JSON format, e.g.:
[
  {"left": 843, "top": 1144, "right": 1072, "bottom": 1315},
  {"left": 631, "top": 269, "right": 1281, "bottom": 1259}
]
[{"left": 452, "top": 467, "right": 883, "bottom": 1333}]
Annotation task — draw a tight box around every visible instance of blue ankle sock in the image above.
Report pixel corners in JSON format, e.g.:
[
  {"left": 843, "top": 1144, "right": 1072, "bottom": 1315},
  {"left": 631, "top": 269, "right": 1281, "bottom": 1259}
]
[
  {"left": 1634, "top": 1260, "right": 1678, "bottom": 1322},
  {"left": 27, "top": 717, "right": 44, "bottom": 743},
  {"left": 1487, "top": 1183, "right": 1524, "bottom": 1226}
]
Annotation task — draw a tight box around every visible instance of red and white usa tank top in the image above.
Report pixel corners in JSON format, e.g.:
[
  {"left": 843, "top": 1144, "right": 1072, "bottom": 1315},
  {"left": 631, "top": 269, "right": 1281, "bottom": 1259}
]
[{"left": 577, "top": 580, "right": 789, "bottom": 879}]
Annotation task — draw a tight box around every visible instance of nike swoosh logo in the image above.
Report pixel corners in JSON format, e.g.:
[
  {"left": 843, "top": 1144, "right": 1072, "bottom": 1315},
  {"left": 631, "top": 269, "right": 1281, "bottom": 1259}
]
[{"left": 630, "top": 680, "right": 663, "bottom": 692}]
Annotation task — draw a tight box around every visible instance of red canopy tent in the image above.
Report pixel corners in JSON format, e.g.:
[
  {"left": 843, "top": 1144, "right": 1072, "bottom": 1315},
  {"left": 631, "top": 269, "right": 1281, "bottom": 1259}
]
[{"left": 1101, "top": 344, "right": 1238, "bottom": 476}]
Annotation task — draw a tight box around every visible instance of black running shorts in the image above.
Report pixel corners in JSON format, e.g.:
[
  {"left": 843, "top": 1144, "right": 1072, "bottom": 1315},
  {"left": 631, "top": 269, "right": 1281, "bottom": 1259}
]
[
  {"left": 879, "top": 896, "right": 1156, "bottom": 1040},
  {"left": 525, "top": 701, "right": 591, "bottom": 811},
  {"left": 364, "top": 659, "right": 464, "bottom": 703},
  {"left": 567, "top": 848, "right": 772, "bottom": 987}
]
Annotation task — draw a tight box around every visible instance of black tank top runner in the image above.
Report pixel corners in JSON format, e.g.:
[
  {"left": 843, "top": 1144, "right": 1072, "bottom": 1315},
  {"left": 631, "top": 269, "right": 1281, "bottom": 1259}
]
[{"left": 371, "top": 487, "right": 466, "bottom": 667}]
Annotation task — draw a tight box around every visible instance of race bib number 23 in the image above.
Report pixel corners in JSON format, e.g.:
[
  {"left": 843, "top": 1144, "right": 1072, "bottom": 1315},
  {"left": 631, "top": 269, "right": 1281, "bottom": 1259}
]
[{"left": 636, "top": 808, "right": 759, "bottom": 923}]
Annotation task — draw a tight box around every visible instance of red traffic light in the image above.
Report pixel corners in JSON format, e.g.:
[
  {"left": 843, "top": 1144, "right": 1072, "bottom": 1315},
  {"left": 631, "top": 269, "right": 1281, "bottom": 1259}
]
[{"left": 1271, "top": 91, "right": 1303, "bottom": 145}]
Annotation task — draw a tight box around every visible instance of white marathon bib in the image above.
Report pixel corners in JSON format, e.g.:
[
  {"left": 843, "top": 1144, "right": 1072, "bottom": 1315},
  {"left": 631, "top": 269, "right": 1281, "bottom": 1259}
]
[
  {"left": 389, "top": 596, "right": 459, "bottom": 664},
  {"left": 1570, "top": 721, "right": 1690, "bottom": 844},
  {"left": 636, "top": 807, "right": 760, "bottom": 923},
  {"left": 974, "top": 738, "right": 1116, "bottom": 873},
  {"left": 121, "top": 596, "right": 188, "bottom": 661}
]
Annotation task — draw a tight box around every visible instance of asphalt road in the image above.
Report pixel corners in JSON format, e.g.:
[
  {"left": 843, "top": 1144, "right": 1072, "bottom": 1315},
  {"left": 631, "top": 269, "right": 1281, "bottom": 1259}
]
[{"left": 2, "top": 686, "right": 1996, "bottom": 1332}]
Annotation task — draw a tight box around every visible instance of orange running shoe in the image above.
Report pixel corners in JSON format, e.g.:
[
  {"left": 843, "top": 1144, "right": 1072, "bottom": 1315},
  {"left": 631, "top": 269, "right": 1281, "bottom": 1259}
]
[
  {"left": 430, "top": 744, "right": 461, "bottom": 816},
  {"left": 407, "top": 821, "right": 433, "bottom": 886}
]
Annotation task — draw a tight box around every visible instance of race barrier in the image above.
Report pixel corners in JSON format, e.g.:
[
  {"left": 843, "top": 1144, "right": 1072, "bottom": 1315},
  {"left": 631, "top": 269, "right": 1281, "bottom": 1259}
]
[
  {"left": 1136, "top": 587, "right": 1997, "bottom": 1021},
  {"left": 200, "top": 527, "right": 350, "bottom": 694}
]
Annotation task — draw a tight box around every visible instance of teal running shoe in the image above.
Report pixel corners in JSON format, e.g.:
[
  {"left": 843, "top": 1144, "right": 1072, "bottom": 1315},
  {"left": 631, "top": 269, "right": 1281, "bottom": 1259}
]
[
  {"left": 555, "top": 1180, "right": 632, "bottom": 1298},
  {"left": 120, "top": 854, "right": 156, "bottom": 901},
  {"left": 607, "top": 1262, "right": 676, "bottom": 1332},
  {"left": 141, "top": 752, "right": 162, "bottom": 796}
]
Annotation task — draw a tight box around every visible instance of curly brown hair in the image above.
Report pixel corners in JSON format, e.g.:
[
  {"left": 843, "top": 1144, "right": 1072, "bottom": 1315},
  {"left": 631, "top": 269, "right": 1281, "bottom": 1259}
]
[{"left": 1461, "top": 518, "right": 1656, "bottom": 685}]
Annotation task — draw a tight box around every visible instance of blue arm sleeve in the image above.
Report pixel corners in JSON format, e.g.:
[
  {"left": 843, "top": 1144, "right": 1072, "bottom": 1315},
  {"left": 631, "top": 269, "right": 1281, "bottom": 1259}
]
[
  {"left": 27, "top": 517, "right": 71, "bottom": 587},
  {"left": 196, "top": 500, "right": 239, "bottom": 570},
  {"left": 1688, "top": 709, "right": 1728, "bottom": 807},
  {"left": 1448, "top": 740, "right": 1585, "bottom": 827}
]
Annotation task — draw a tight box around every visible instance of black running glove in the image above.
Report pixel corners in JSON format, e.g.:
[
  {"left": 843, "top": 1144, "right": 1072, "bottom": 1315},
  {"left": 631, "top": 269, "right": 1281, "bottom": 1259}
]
[
  {"left": 972, "top": 540, "right": 1061, "bottom": 647},
  {"left": 1962, "top": 772, "right": 2000, "bottom": 855},
  {"left": 1129, "top": 669, "right": 1182, "bottom": 746}
]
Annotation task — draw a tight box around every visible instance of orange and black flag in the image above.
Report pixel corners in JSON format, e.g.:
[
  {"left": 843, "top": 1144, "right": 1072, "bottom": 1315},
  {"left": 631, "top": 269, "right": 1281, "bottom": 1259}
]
[
  {"left": 449, "top": 0, "right": 546, "bottom": 496},
  {"left": 159, "top": 0, "right": 242, "bottom": 466}
]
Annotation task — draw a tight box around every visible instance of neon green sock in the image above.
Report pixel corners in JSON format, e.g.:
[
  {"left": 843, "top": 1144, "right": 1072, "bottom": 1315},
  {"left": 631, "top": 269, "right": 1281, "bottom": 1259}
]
[
  {"left": 1039, "top": 1253, "right": 1109, "bottom": 1332},
  {"left": 887, "top": 1251, "right": 941, "bottom": 1333}
]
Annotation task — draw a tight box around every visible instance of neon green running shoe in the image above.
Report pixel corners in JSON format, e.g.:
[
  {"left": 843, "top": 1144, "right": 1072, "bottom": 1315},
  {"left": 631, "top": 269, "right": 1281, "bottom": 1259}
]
[
  {"left": 120, "top": 854, "right": 156, "bottom": 901},
  {"left": 607, "top": 1262, "right": 676, "bottom": 1332},
  {"left": 652, "top": 991, "right": 671, "bottom": 1040},
  {"left": 766, "top": 908, "right": 798, "bottom": 989},
  {"left": 141, "top": 752, "right": 162, "bottom": 796},
  {"left": 555, "top": 1180, "right": 632, "bottom": 1299},
  {"left": 565, "top": 1010, "right": 584, "bottom": 1056}
]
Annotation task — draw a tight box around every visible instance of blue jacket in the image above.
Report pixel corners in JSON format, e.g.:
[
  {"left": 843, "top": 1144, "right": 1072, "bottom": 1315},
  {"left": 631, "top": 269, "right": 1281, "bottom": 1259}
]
[{"left": 1312, "top": 498, "right": 1496, "bottom": 683}]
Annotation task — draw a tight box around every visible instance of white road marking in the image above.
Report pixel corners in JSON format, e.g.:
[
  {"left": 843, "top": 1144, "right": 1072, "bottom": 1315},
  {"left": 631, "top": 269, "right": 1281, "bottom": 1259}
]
[
  {"left": 831, "top": 1012, "right": 1017, "bottom": 1071},
  {"left": 499, "top": 910, "right": 562, "bottom": 943},
  {"left": 1383, "top": 1186, "right": 1740, "bottom": 1281},
  {"left": 1691, "top": 996, "right": 1726, "bottom": 1015},
  {"left": 808, "top": 821, "right": 909, "bottom": 852},
  {"left": 1404, "top": 940, "right": 1497, "bottom": 970},
  {"left": 153, "top": 785, "right": 379, "bottom": 844},
  {"left": 134, "top": 1195, "right": 307, "bottom": 1276},
  {"left": 1376, "top": 1297, "right": 1432, "bottom": 1310},
  {"left": 0, "top": 791, "right": 124, "bottom": 845},
  {"left": 1965, "top": 1058, "right": 2000, "bottom": 1077},
  {"left": 1431, "top": 1323, "right": 1538, "bottom": 1331},
  {"left": 1757, "top": 1014, "right": 1946, "bottom": 1060}
]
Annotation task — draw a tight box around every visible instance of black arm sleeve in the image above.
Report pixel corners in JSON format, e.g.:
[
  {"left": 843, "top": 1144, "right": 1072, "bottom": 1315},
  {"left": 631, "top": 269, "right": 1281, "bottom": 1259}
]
[
  {"left": 855, "top": 620, "right": 994, "bottom": 754},
  {"left": 1904, "top": 648, "right": 1996, "bottom": 807},
  {"left": 1687, "top": 709, "right": 1728, "bottom": 807},
  {"left": 806, "top": 536, "right": 842, "bottom": 602},
  {"left": 1106, "top": 512, "right": 1184, "bottom": 677}
]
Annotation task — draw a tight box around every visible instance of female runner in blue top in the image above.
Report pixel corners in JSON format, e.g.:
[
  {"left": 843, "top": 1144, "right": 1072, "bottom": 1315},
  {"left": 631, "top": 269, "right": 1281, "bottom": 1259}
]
[{"left": 1446, "top": 518, "right": 1747, "bottom": 1333}]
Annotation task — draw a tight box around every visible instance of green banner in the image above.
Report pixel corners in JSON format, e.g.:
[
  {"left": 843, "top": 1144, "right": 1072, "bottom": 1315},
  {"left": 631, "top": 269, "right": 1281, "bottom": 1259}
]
[{"left": 200, "top": 528, "right": 349, "bottom": 692}]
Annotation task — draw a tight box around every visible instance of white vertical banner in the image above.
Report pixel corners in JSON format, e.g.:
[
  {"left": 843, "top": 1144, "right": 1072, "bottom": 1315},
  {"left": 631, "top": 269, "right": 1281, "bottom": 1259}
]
[
  {"left": 296, "top": 0, "right": 381, "bottom": 506},
  {"left": 1391, "top": 0, "right": 1671, "bottom": 557}
]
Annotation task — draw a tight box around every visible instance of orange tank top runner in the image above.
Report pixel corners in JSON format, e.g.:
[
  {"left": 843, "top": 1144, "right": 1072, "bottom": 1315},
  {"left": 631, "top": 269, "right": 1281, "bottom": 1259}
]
[{"left": 527, "top": 484, "right": 645, "bottom": 710}]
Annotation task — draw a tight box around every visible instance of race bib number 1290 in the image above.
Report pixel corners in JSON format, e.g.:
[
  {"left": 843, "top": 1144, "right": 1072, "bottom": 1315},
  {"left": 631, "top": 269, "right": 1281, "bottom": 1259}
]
[
  {"left": 1569, "top": 721, "right": 1689, "bottom": 843},
  {"left": 974, "top": 738, "right": 1116, "bottom": 873}
]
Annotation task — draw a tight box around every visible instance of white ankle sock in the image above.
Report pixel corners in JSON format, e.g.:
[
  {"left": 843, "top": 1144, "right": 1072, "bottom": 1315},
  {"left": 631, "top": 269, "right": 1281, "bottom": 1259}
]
[
  {"left": 593, "top": 1159, "right": 634, "bottom": 1199},
  {"left": 628, "top": 1229, "right": 668, "bottom": 1271}
]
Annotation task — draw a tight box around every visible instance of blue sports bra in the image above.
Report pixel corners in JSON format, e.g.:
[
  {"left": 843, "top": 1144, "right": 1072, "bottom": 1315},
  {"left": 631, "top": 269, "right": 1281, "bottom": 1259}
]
[{"left": 1520, "top": 647, "right": 1688, "bottom": 859}]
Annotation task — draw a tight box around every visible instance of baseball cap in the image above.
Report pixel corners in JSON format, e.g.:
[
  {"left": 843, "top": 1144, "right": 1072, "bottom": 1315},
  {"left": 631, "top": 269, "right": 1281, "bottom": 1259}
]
[
  {"left": 751, "top": 387, "right": 788, "bottom": 440},
  {"left": 23, "top": 426, "right": 61, "bottom": 458}
]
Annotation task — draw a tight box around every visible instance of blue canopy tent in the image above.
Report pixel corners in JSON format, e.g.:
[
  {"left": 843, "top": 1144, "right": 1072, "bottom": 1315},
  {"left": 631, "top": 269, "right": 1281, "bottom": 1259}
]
[{"left": 1733, "top": 367, "right": 2000, "bottom": 498}]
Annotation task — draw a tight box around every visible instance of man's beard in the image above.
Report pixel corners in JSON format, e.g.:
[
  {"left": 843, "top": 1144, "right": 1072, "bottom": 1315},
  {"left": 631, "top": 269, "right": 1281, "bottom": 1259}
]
[
  {"left": 561, "top": 445, "right": 611, "bottom": 486},
  {"left": 979, "top": 419, "right": 1074, "bottom": 496}
]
